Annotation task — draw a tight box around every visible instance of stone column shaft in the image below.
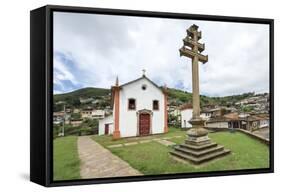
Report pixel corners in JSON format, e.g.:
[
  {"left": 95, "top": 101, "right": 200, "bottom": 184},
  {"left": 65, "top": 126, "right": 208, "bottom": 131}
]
[
  {"left": 192, "top": 55, "right": 200, "bottom": 119},
  {"left": 191, "top": 32, "right": 200, "bottom": 119}
]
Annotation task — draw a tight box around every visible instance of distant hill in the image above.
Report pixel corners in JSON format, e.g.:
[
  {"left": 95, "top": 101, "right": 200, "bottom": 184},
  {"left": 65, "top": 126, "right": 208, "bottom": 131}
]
[
  {"left": 53, "top": 86, "right": 257, "bottom": 110},
  {"left": 54, "top": 87, "right": 110, "bottom": 101},
  {"left": 164, "top": 87, "right": 256, "bottom": 107}
]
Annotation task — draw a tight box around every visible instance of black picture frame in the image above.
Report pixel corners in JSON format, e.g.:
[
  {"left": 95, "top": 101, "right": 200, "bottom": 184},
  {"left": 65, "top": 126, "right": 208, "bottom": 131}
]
[{"left": 30, "top": 4, "right": 274, "bottom": 187}]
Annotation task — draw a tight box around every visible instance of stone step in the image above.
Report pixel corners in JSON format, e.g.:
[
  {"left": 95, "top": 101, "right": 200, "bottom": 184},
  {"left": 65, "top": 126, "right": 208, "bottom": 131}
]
[
  {"left": 185, "top": 139, "right": 211, "bottom": 146},
  {"left": 170, "top": 149, "right": 231, "bottom": 164},
  {"left": 180, "top": 142, "right": 218, "bottom": 150},
  {"left": 174, "top": 145, "right": 224, "bottom": 157}
]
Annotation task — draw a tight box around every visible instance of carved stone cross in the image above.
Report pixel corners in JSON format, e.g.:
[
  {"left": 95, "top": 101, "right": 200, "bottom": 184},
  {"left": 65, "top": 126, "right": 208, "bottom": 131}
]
[
  {"left": 170, "top": 24, "right": 230, "bottom": 164},
  {"left": 179, "top": 24, "right": 208, "bottom": 120}
]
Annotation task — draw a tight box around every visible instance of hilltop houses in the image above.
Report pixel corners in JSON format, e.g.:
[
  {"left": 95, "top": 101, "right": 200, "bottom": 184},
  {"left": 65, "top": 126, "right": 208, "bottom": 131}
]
[
  {"left": 98, "top": 73, "right": 168, "bottom": 138},
  {"left": 81, "top": 107, "right": 105, "bottom": 119},
  {"left": 205, "top": 112, "right": 269, "bottom": 131},
  {"left": 178, "top": 102, "right": 269, "bottom": 132}
]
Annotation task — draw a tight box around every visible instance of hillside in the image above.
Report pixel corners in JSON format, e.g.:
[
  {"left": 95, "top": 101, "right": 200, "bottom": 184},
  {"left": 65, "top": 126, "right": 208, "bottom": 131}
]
[
  {"left": 54, "top": 87, "right": 257, "bottom": 111},
  {"left": 54, "top": 87, "right": 110, "bottom": 102},
  {"left": 54, "top": 87, "right": 111, "bottom": 111}
]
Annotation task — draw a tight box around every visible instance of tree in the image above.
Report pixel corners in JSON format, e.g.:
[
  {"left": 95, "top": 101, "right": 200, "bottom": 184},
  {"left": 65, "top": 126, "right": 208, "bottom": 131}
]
[{"left": 71, "top": 113, "right": 82, "bottom": 120}]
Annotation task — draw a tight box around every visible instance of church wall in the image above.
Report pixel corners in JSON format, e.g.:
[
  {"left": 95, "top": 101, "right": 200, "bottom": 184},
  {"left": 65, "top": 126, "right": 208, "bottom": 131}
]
[{"left": 119, "top": 78, "right": 165, "bottom": 137}]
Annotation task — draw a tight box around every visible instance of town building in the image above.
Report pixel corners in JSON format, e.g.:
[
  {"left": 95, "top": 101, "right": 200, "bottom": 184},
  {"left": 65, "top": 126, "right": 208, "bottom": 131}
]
[
  {"left": 81, "top": 107, "right": 105, "bottom": 119},
  {"left": 98, "top": 115, "right": 114, "bottom": 135},
  {"left": 179, "top": 103, "right": 193, "bottom": 128}
]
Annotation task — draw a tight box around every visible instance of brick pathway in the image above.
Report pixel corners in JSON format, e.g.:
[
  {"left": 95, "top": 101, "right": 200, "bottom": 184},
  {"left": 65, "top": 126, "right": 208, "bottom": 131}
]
[{"left": 77, "top": 136, "right": 142, "bottom": 179}]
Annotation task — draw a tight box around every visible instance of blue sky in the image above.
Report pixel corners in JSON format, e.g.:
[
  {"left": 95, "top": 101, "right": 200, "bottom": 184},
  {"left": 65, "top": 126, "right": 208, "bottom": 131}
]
[{"left": 53, "top": 12, "right": 270, "bottom": 96}]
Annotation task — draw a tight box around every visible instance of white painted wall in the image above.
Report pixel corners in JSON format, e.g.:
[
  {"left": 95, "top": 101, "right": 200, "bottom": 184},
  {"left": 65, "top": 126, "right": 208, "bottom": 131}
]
[
  {"left": 200, "top": 112, "right": 211, "bottom": 121},
  {"left": 260, "top": 119, "right": 269, "bottom": 128},
  {"left": 206, "top": 121, "right": 229, "bottom": 128},
  {"left": 181, "top": 109, "right": 193, "bottom": 128},
  {"left": 117, "top": 77, "right": 165, "bottom": 137},
  {"left": 98, "top": 115, "right": 114, "bottom": 135}
]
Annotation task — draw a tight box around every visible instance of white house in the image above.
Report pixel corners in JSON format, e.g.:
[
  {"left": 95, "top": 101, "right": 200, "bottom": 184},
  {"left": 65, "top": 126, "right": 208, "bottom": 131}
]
[
  {"left": 179, "top": 104, "right": 193, "bottom": 128},
  {"left": 180, "top": 104, "right": 211, "bottom": 128},
  {"left": 98, "top": 115, "right": 114, "bottom": 135},
  {"left": 92, "top": 110, "right": 105, "bottom": 119},
  {"left": 109, "top": 73, "right": 168, "bottom": 139},
  {"left": 206, "top": 119, "right": 229, "bottom": 129},
  {"left": 81, "top": 108, "right": 105, "bottom": 119}
]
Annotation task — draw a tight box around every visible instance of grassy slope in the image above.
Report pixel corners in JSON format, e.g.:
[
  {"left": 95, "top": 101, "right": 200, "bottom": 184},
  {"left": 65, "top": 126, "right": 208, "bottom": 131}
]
[
  {"left": 53, "top": 136, "right": 80, "bottom": 181},
  {"left": 101, "top": 131, "right": 269, "bottom": 175},
  {"left": 54, "top": 87, "right": 110, "bottom": 101}
]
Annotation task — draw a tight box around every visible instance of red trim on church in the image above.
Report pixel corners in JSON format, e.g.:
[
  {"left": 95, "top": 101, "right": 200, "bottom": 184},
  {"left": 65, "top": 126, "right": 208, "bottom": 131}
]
[
  {"left": 164, "top": 86, "right": 168, "bottom": 133},
  {"left": 113, "top": 80, "right": 121, "bottom": 140}
]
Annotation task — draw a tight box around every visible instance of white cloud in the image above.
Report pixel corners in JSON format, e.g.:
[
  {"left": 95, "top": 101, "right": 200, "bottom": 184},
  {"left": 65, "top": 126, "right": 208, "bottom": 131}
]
[{"left": 53, "top": 12, "right": 270, "bottom": 96}]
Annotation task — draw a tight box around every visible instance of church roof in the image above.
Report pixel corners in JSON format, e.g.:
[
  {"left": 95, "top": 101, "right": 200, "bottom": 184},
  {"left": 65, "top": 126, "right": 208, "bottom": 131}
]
[
  {"left": 110, "top": 75, "right": 166, "bottom": 107},
  {"left": 119, "top": 75, "right": 163, "bottom": 92}
]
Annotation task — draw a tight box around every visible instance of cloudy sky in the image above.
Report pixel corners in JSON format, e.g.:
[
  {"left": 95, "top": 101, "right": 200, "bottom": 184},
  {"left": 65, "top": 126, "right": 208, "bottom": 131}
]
[{"left": 53, "top": 12, "right": 270, "bottom": 97}]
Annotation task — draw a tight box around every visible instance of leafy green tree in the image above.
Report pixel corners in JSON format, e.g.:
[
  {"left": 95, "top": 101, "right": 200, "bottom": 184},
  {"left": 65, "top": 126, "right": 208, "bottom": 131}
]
[{"left": 71, "top": 113, "right": 82, "bottom": 120}]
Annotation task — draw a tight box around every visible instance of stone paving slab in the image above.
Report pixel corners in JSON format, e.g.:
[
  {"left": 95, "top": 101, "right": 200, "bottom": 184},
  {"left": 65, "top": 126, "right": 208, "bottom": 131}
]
[
  {"left": 106, "top": 135, "right": 182, "bottom": 148},
  {"left": 139, "top": 140, "right": 152, "bottom": 144},
  {"left": 174, "top": 135, "right": 183, "bottom": 138},
  {"left": 124, "top": 142, "right": 138, "bottom": 146},
  {"left": 108, "top": 144, "right": 123, "bottom": 148},
  {"left": 78, "top": 136, "right": 142, "bottom": 179},
  {"left": 156, "top": 139, "right": 176, "bottom": 146}
]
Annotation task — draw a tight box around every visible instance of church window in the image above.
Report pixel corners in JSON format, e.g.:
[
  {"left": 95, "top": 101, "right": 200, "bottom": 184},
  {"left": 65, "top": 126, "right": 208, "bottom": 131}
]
[
  {"left": 128, "top": 98, "right": 136, "bottom": 110},
  {"left": 142, "top": 84, "right": 147, "bottom": 90},
  {"left": 153, "top": 100, "right": 159, "bottom": 110}
]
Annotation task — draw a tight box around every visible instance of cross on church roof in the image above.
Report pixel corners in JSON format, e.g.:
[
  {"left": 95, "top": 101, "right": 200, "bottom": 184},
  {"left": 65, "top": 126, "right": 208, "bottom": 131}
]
[{"left": 142, "top": 69, "right": 146, "bottom": 76}]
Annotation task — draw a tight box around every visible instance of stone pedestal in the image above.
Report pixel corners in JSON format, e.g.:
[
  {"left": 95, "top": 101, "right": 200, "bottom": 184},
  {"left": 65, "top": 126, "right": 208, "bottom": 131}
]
[
  {"left": 170, "top": 117, "right": 230, "bottom": 164},
  {"left": 186, "top": 118, "right": 210, "bottom": 145}
]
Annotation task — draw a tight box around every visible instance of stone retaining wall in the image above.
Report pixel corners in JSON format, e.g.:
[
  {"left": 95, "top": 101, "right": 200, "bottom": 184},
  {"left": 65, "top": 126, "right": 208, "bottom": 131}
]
[{"left": 204, "top": 127, "right": 269, "bottom": 145}]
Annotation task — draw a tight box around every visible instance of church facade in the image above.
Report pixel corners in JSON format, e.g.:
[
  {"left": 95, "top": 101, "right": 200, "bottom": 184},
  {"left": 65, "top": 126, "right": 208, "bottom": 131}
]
[{"left": 99, "top": 74, "right": 168, "bottom": 139}]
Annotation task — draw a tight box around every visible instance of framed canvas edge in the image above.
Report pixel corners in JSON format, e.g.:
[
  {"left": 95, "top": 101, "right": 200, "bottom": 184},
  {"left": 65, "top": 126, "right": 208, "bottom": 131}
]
[{"left": 31, "top": 4, "right": 274, "bottom": 187}]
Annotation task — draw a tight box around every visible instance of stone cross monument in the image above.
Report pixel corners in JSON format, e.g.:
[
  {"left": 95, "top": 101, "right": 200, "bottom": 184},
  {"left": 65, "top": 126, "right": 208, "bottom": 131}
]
[
  {"left": 179, "top": 24, "right": 209, "bottom": 141},
  {"left": 170, "top": 24, "right": 230, "bottom": 164}
]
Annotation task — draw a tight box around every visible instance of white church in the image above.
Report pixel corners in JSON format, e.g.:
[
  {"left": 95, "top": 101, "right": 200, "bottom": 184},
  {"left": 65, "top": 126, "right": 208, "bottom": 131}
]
[{"left": 99, "top": 72, "right": 168, "bottom": 139}]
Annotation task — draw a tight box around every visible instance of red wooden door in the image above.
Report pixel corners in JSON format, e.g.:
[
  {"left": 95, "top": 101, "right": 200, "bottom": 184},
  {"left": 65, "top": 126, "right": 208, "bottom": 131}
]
[
  {"left": 139, "top": 114, "right": 150, "bottom": 136},
  {"left": 105, "top": 124, "right": 109, "bottom": 135}
]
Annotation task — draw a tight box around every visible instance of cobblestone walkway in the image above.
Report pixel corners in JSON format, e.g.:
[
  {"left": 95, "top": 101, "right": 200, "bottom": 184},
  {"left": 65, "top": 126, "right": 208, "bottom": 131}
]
[{"left": 77, "top": 136, "right": 142, "bottom": 179}]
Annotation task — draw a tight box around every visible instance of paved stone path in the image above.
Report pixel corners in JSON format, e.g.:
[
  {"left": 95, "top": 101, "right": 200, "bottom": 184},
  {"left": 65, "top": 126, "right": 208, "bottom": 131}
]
[
  {"left": 107, "top": 135, "right": 181, "bottom": 148},
  {"left": 156, "top": 139, "right": 176, "bottom": 146},
  {"left": 77, "top": 136, "right": 142, "bottom": 179}
]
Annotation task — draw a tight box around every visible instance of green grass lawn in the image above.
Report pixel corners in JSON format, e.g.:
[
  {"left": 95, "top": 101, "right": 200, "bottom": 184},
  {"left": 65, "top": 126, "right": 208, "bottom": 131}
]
[
  {"left": 91, "top": 127, "right": 185, "bottom": 147},
  {"left": 93, "top": 129, "right": 269, "bottom": 175},
  {"left": 53, "top": 136, "right": 80, "bottom": 181}
]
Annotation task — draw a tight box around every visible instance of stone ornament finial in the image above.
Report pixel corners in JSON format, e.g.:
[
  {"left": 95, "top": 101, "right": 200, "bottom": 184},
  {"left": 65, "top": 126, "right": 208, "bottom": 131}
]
[
  {"left": 142, "top": 69, "right": 146, "bottom": 77},
  {"left": 115, "top": 76, "right": 119, "bottom": 86}
]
